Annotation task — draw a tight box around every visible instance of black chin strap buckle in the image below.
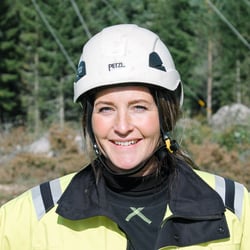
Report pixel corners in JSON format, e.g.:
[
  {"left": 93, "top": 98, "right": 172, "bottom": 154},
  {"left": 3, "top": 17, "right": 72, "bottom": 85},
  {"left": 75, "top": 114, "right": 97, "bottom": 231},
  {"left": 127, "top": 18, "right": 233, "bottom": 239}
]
[{"left": 163, "top": 132, "right": 179, "bottom": 153}]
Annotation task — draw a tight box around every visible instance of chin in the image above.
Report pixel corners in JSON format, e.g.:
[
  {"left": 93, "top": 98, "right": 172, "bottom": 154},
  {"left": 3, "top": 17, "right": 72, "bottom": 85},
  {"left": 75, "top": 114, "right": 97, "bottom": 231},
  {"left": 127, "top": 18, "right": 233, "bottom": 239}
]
[
  {"left": 112, "top": 162, "right": 139, "bottom": 171},
  {"left": 116, "top": 165, "right": 137, "bottom": 171}
]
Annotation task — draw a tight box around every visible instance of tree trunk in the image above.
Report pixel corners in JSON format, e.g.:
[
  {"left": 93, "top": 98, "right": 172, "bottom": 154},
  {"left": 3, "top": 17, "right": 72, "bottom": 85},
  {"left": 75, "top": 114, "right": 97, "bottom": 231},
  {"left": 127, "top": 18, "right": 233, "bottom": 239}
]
[
  {"left": 207, "top": 39, "right": 213, "bottom": 123},
  {"left": 236, "top": 59, "right": 241, "bottom": 104},
  {"left": 59, "top": 77, "right": 64, "bottom": 129},
  {"left": 34, "top": 52, "right": 40, "bottom": 135}
]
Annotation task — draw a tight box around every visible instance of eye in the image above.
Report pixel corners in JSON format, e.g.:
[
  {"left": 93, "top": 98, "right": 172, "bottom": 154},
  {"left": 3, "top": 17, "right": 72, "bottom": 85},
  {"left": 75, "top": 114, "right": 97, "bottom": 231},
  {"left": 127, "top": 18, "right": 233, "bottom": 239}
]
[
  {"left": 98, "top": 106, "right": 113, "bottom": 113},
  {"left": 133, "top": 105, "right": 147, "bottom": 112}
]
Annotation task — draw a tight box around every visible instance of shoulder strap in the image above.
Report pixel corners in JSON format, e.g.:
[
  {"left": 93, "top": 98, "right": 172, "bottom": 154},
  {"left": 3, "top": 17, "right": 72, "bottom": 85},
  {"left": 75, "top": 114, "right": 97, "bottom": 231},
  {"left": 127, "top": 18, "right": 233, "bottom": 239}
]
[
  {"left": 31, "top": 178, "right": 62, "bottom": 220},
  {"left": 215, "top": 175, "right": 244, "bottom": 219}
]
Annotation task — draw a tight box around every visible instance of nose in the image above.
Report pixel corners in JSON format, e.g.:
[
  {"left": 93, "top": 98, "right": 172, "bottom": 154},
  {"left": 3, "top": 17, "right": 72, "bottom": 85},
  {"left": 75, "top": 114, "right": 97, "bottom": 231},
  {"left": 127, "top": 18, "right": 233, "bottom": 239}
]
[{"left": 113, "top": 110, "right": 133, "bottom": 136}]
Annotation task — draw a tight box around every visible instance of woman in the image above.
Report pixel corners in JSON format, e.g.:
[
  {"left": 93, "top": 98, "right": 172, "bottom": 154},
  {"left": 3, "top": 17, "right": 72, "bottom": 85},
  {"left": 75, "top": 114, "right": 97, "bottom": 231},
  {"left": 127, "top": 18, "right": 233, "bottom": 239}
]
[{"left": 1, "top": 24, "right": 249, "bottom": 250}]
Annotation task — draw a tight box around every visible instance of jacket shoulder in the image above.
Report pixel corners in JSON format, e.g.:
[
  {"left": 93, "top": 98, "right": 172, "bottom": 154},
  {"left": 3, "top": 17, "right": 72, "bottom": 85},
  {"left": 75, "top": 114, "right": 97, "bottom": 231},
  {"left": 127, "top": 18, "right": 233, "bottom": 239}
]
[
  {"left": 31, "top": 172, "right": 76, "bottom": 220},
  {"left": 195, "top": 169, "right": 247, "bottom": 220},
  {"left": 1, "top": 172, "right": 76, "bottom": 221}
]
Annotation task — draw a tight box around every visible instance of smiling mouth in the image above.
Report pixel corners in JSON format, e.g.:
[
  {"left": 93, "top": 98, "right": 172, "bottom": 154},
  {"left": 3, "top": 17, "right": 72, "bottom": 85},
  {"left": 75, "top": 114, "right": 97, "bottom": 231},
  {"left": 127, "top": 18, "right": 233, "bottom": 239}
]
[{"left": 113, "top": 140, "right": 138, "bottom": 146}]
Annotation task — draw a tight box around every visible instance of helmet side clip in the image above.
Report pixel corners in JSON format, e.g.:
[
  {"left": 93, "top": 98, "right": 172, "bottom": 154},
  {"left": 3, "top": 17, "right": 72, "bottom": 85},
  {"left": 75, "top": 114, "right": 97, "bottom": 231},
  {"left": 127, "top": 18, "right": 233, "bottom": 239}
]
[{"left": 163, "top": 132, "right": 179, "bottom": 153}]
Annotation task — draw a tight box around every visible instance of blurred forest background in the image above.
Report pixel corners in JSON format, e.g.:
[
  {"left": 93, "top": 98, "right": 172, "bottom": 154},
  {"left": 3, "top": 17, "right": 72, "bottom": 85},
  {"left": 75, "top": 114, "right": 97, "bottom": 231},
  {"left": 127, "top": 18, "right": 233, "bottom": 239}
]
[{"left": 0, "top": 0, "right": 250, "bottom": 204}]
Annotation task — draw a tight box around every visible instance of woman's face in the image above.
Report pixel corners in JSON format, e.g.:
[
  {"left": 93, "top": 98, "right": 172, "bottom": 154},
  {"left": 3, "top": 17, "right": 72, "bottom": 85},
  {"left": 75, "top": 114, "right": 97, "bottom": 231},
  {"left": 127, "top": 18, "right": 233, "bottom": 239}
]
[{"left": 92, "top": 85, "right": 161, "bottom": 174}]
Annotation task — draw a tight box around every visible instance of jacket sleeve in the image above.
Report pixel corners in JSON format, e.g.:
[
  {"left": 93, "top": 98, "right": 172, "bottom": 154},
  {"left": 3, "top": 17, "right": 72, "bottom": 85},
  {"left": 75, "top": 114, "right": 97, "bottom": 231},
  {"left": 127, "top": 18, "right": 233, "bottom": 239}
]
[
  {"left": 0, "top": 191, "right": 36, "bottom": 250},
  {"left": 240, "top": 189, "right": 250, "bottom": 250}
]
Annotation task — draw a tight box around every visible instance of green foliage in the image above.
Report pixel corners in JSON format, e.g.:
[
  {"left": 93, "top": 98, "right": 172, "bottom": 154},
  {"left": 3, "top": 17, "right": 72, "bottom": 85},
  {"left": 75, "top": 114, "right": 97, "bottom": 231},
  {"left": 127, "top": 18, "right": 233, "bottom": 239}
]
[
  {"left": 211, "top": 0, "right": 250, "bottom": 110},
  {"left": 176, "top": 117, "right": 212, "bottom": 146},
  {"left": 0, "top": 0, "right": 23, "bottom": 123},
  {"left": 0, "top": 0, "right": 249, "bottom": 130},
  {"left": 215, "top": 124, "right": 250, "bottom": 151}
]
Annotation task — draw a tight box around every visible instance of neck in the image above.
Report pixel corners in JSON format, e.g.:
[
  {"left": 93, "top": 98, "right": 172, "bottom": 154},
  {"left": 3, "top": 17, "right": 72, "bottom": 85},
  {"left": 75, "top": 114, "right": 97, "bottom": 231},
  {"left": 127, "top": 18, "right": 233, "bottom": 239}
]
[
  {"left": 96, "top": 145, "right": 167, "bottom": 177},
  {"left": 102, "top": 163, "right": 169, "bottom": 195}
]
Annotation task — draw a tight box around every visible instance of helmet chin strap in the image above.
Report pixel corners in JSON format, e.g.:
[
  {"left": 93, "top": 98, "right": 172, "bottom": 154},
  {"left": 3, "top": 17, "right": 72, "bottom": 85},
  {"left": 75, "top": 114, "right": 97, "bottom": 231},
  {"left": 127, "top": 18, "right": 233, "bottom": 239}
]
[
  {"left": 93, "top": 143, "right": 167, "bottom": 177},
  {"left": 162, "top": 131, "right": 179, "bottom": 153},
  {"left": 153, "top": 89, "right": 179, "bottom": 154}
]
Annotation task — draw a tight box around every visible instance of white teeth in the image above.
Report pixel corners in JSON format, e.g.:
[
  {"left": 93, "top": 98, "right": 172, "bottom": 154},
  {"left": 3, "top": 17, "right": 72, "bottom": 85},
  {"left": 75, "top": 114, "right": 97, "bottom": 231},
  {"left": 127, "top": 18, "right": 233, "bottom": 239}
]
[{"left": 115, "top": 140, "right": 137, "bottom": 146}]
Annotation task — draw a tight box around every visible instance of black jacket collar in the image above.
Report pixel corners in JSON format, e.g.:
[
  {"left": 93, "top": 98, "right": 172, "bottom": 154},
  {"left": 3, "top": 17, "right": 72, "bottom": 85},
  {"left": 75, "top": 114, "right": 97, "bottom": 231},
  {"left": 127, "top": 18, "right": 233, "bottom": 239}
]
[
  {"left": 57, "top": 162, "right": 225, "bottom": 219},
  {"left": 56, "top": 162, "right": 229, "bottom": 247},
  {"left": 169, "top": 162, "right": 226, "bottom": 218},
  {"left": 57, "top": 165, "right": 112, "bottom": 220},
  {"left": 156, "top": 163, "right": 230, "bottom": 247}
]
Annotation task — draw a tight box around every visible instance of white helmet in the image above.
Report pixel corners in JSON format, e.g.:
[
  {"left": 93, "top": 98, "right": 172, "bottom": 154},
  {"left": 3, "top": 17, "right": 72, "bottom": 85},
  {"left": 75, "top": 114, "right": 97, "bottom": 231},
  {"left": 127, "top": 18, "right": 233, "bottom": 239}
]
[{"left": 74, "top": 24, "right": 183, "bottom": 105}]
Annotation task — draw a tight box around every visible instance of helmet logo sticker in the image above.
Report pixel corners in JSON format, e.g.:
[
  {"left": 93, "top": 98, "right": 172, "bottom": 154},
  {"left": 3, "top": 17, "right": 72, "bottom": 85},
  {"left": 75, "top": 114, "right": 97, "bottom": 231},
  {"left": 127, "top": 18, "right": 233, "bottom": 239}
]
[
  {"left": 76, "top": 61, "right": 86, "bottom": 81},
  {"left": 108, "top": 62, "right": 126, "bottom": 71},
  {"left": 149, "top": 52, "right": 166, "bottom": 72}
]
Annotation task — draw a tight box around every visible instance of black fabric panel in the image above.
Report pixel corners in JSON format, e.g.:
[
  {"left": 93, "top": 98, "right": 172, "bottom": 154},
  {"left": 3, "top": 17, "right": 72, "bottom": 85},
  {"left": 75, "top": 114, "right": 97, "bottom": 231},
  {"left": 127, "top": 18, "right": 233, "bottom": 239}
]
[
  {"left": 157, "top": 215, "right": 230, "bottom": 248},
  {"left": 40, "top": 181, "right": 54, "bottom": 213},
  {"left": 225, "top": 178, "right": 235, "bottom": 213}
]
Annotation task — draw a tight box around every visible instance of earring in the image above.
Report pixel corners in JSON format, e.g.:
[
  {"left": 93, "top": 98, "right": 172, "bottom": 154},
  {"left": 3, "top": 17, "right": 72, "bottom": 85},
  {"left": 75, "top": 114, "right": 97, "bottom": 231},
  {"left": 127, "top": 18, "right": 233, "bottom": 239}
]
[{"left": 93, "top": 143, "right": 100, "bottom": 155}]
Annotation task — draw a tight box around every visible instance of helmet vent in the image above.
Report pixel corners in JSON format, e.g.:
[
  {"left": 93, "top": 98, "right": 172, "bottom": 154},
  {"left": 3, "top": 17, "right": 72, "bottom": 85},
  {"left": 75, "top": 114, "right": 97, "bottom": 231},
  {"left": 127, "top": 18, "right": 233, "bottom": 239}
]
[
  {"left": 149, "top": 52, "right": 166, "bottom": 72},
  {"left": 76, "top": 61, "right": 86, "bottom": 81}
]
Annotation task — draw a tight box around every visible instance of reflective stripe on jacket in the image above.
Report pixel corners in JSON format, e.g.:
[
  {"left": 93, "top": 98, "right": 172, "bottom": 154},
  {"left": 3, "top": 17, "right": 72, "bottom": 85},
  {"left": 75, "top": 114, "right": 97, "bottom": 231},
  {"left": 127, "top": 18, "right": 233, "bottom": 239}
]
[{"left": 0, "top": 166, "right": 250, "bottom": 250}]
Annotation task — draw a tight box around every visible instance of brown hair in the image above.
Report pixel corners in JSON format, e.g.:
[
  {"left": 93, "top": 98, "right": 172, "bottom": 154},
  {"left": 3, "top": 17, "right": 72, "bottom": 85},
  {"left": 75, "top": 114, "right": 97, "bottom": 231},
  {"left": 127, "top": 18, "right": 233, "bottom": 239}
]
[{"left": 152, "top": 85, "right": 198, "bottom": 171}]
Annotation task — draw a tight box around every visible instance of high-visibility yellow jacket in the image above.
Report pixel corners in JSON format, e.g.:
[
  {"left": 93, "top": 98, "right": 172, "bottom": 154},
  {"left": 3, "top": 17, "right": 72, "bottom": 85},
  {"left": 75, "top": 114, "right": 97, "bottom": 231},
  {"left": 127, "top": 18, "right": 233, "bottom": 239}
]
[{"left": 0, "top": 163, "right": 250, "bottom": 250}]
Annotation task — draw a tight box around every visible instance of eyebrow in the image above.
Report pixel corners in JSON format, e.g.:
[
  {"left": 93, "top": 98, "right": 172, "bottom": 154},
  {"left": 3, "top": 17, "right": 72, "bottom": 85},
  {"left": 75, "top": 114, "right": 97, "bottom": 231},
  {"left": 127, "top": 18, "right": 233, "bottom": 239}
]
[
  {"left": 94, "top": 100, "right": 113, "bottom": 106},
  {"left": 94, "top": 99, "right": 151, "bottom": 106}
]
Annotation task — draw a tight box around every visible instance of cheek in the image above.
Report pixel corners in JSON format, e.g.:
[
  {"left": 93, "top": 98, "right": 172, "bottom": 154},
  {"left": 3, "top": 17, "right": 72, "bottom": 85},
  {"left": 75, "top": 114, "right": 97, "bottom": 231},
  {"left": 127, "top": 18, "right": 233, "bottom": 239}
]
[
  {"left": 138, "top": 113, "right": 160, "bottom": 138},
  {"left": 91, "top": 115, "right": 110, "bottom": 139},
  {"left": 91, "top": 116, "right": 101, "bottom": 136}
]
